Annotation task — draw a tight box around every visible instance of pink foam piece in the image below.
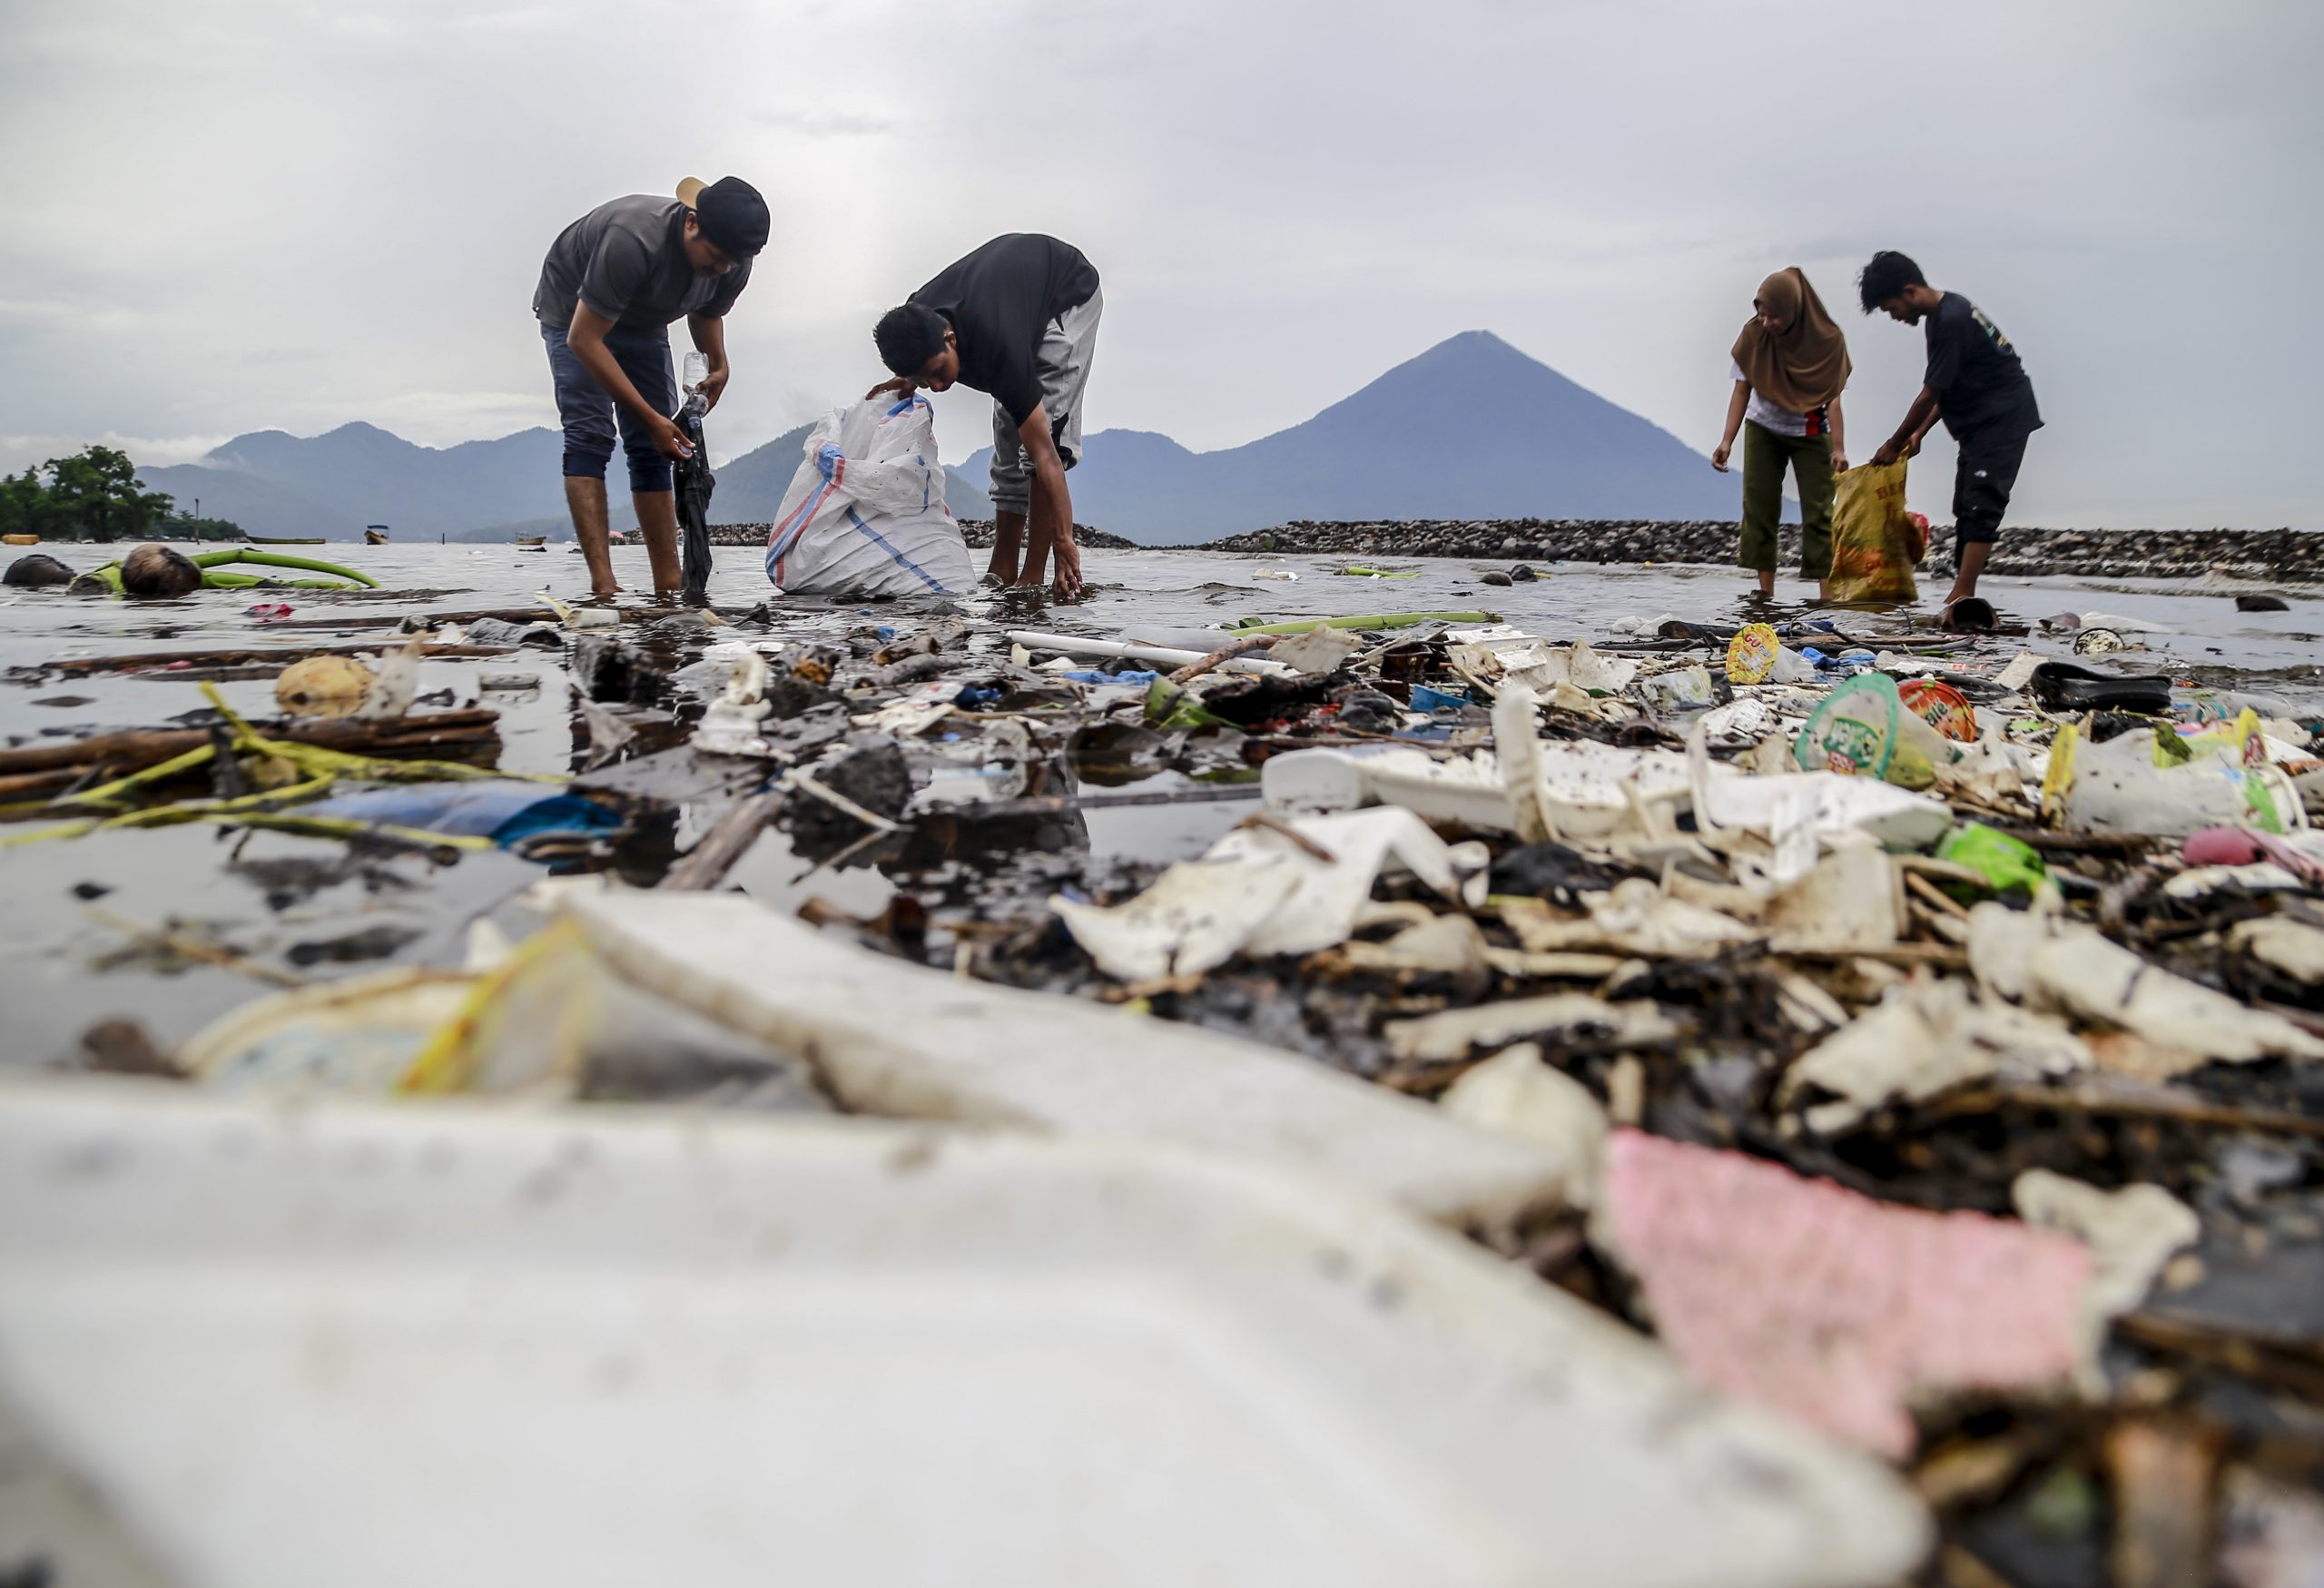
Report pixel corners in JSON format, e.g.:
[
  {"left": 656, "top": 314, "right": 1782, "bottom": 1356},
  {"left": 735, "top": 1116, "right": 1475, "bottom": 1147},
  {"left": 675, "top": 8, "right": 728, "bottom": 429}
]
[
  {"left": 1600, "top": 1130, "right": 2093, "bottom": 1458},
  {"left": 2183, "top": 827, "right": 2265, "bottom": 867}
]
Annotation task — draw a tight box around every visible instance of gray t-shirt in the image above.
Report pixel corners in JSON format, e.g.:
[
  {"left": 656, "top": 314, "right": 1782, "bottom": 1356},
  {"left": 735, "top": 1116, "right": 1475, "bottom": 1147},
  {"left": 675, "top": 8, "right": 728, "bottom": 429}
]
[{"left": 533, "top": 195, "right": 753, "bottom": 332}]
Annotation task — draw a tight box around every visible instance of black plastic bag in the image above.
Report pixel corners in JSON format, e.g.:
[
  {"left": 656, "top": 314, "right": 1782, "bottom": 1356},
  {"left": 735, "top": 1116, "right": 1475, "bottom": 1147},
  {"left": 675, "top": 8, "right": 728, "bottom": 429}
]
[{"left": 673, "top": 398, "right": 714, "bottom": 606}]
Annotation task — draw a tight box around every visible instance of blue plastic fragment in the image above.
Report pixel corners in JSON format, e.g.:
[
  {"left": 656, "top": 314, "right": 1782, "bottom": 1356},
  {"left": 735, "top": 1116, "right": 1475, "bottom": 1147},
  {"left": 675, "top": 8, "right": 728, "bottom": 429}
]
[
  {"left": 302, "top": 782, "right": 625, "bottom": 849},
  {"left": 1410, "top": 684, "right": 1471, "bottom": 713},
  {"left": 1062, "top": 668, "right": 1160, "bottom": 686}
]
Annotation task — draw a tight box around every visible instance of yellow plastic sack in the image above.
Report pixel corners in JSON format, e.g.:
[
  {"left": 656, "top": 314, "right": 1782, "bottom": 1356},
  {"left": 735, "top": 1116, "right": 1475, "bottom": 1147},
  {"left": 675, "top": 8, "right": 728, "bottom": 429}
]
[{"left": 1827, "top": 460, "right": 1918, "bottom": 605}]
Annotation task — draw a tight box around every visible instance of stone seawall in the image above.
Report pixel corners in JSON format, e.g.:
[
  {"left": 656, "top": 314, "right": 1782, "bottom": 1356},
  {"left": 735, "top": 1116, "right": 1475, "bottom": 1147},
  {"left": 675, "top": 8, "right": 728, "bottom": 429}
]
[
  {"left": 1190, "top": 520, "right": 2321, "bottom": 581},
  {"left": 710, "top": 520, "right": 1140, "bottom": 551},
  {"left": 709, "top": 517, "right": 2318, "bottom": 580}
]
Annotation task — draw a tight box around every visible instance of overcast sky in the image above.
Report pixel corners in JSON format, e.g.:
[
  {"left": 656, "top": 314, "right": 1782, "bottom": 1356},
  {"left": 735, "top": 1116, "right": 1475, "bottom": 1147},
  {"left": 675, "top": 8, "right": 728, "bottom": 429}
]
[{"left": 1, "top": 0, "right": 2316, "bottom": 527}]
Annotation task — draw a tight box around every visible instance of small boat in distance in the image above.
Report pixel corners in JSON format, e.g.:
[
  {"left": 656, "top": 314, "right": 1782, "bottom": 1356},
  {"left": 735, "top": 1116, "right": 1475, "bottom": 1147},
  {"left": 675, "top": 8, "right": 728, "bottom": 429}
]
[
  {"left": 2, "top": 534, "right": 37, "bottom": 547},
  {"left": 364, "top": 525, "right": 389, "bottom": 545},
  {"left": 244, "top": 533, "right": 325, "bottom": 546},
  {"left": 515, "top": 536, "right": 547, "bottom": 550}
]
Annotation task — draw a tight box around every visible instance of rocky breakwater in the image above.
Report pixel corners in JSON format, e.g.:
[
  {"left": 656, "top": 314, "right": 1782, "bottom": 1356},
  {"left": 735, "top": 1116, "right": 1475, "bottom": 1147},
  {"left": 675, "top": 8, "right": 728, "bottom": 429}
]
[
  {"left": 711, "top": 520, "right": 1138, "bottom": 551},
  {"left": 1196, "top": 520, "right": 2323, "bottom": 581}
]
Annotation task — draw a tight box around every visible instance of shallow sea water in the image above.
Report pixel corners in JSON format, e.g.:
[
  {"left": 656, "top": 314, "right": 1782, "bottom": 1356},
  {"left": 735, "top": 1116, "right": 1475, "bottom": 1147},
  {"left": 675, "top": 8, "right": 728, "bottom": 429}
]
[{"left": 2, "top": 539, "right": 2317, "bottom": 1063}]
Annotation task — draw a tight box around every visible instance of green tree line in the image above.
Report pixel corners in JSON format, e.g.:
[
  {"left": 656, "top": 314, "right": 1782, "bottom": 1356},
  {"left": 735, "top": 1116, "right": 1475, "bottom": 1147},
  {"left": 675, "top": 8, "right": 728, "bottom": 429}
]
[{"left": 0, "top": 445, "right": 241, "bottom": 542}]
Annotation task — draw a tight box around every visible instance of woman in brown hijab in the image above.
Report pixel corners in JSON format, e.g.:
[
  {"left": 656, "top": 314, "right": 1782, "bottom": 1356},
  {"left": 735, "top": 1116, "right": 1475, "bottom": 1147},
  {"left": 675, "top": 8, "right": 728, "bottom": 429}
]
[{"left": 1711, "top": 268, "right": 1852, "bottom": 598}]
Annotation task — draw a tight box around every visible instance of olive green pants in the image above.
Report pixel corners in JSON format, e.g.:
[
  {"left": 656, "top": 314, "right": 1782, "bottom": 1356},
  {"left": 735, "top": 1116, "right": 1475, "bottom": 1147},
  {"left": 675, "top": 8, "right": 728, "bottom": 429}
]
[{"left": 1737, "top": 419, "right": 1836, "bottom": 577}]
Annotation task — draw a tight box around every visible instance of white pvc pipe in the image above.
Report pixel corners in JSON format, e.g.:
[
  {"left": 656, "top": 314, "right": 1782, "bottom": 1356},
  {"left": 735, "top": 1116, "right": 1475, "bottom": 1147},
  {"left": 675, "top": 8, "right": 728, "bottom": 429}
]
[{"left": 1005, "top": 629, "right": 1293, "bottom": 677}]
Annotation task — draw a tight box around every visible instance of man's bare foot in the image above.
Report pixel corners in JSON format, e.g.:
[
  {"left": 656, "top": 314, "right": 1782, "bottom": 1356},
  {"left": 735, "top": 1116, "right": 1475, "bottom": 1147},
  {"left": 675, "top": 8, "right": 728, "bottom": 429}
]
[{"left": 585, "top": 585, "right": 623, "bottom": 602}]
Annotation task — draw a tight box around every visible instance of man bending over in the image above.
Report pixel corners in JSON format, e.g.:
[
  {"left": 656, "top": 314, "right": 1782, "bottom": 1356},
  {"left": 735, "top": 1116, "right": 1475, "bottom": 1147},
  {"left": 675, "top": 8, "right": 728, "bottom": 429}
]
[
  {"left": 872, "top": 234, "right": 1100, "bottom": 600},
  {"left": 534, "top": 176, "right": 769, "bottom": 598}
]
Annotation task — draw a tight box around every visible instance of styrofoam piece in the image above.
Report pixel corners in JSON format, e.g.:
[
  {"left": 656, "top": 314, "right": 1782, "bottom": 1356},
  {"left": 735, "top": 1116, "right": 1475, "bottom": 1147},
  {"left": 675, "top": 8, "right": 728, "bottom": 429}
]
[
  {"left": 1261, "top": 739, "right": 1698, "bottom": 839},
  {"left": 1435, "top": 1044, "right": 1610, "bottom": 1207},
  {"left": 1967, "top": 902, "right": 2324, "bottom": 1063},
  {"left": 1694, "top": 765, "right": 1954, "bottom": 853},
  {"left": 0, "top": 1080, "right": 1927, "bottom": 1588},
  {"left": 1006, "top": 629, "right": 1292, "bottom": 677},
  {"left": 1780, "top": 977, "right": 2090, "bottom": 1134},
  {"left": 1445, "top": 628, "right": 1641, "bottom": 694},
  {"left": 1766, "top": 844, "right": 1901, "bottom": 952},
  {"left": 2230, "top": 916, "right": 2324, "bottom": 983},
  {"left": 2013, "top": 1170, "right": 2200, "bottom": 1346},
  {"left": 1994, "top": 651, "right": 2045, "bottom": 693},
  {"left": 1527, "top": 742, "right": 1713, "bottom": 838},
  {"left": 563, "top": 888, "right": 1561, "bottom": 1226},
  {"left": 1050, "top": 806, "right": 1462, "bottom": 980},
  {"left": 1492, "top": 686, "right": 1555, "bottom": 841},
  {"left": 1385, "top": 993, "right": 1681, "bottom": 1063},
  {"left": 1262, "top": 746, "right": 1515, "bottom": 831},
  {"left": 1498, "top": 881, "right": 1760, "bottom": 959}
]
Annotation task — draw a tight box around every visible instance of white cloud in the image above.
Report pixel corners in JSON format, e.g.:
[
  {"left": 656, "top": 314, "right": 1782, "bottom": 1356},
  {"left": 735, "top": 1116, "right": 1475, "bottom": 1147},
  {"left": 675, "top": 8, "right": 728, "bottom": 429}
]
[{"left": 0, "top": 432, "right": 235, "bottom": 474}]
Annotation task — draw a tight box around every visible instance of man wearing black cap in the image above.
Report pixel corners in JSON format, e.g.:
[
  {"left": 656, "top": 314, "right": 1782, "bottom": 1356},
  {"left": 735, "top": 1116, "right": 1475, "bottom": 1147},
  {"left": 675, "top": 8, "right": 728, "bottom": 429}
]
[{"left": 535, "top": 176, "right": 769, "bottom": 597}]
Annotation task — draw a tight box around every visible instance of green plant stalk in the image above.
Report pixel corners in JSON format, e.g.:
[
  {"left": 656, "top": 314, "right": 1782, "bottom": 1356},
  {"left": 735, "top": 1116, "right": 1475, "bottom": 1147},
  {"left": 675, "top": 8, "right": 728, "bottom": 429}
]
[
  {"left": 197, "top": 571, "right": 363, "bottom": 590},
  {"left": 192, "top": 549, "right": 379, "bottom": 588},
  {"left": 57, "top": 744, "right": 219, "bottom": 808},
  {"left": 199, "top": 683, "right": 556, "bottom": 784},
  {"left": 1144, "top": 676, "right": 1232, "bottom": 730},
  {"left": 0, "top": 818, "right": 102, "bottom": 847},
  {"left": 98, "top": 774, "right": 338, "bottom": 830},
  {"left": 210, "top": 813, "right": 496, "bottom": 851}
]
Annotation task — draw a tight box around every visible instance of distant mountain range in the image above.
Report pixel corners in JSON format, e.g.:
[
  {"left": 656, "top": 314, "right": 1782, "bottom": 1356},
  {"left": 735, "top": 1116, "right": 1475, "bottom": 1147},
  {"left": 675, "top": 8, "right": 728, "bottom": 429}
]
[
  {"left": 135, "top": 420, "right": 993, "bottom": 543},
  {"left": 134, "top": 331, "right": 1738, "bottom": 543},
  {"left": 965, "top": 331, "right": 1740, "bottom": 542}
]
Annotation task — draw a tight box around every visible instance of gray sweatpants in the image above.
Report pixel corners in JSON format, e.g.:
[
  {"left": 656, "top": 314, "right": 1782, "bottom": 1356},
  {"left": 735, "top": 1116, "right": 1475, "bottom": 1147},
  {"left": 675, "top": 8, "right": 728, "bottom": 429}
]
[{"left": 988, "top": 287, "right": 1101, "bottom": 516}]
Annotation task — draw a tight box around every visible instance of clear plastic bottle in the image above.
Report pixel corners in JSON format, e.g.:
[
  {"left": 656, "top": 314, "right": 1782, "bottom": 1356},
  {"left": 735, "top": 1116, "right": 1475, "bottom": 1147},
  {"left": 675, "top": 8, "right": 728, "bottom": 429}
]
[{"left": 680, "top": 351, "right": 710, "bottom": 419}]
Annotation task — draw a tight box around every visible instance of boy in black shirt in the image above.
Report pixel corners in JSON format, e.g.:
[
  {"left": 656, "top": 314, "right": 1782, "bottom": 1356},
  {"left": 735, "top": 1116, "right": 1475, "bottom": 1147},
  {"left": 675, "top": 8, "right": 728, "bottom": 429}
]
[
  {"left": 872, "top": 235, "right": 1102, "bottom": 600},
  {"left": 1859, "top": 251, "right": 2042, "bottom": 609}
]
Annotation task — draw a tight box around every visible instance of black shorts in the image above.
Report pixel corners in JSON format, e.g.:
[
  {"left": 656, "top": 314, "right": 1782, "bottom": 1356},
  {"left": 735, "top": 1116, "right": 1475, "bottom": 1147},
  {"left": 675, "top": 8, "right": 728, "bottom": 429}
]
[{"left": 1951, "top": 426, "right": 2034, "bottom": 547}]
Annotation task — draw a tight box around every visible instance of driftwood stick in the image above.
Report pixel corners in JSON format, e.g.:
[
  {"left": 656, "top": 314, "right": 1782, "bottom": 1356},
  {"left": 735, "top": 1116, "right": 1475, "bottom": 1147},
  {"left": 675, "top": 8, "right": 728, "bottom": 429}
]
[
  {"left": 0, "top": 710, "right": 501, "bottom": 777},
  {"left": 659, "top": 788, "right": 786, "bottom": 891},
  {"left": 44, "top": 642, "right": 512, "bottom": 676},
  {"left": 1167, "top": 634, "right": 1276, "bottom": 684}
]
